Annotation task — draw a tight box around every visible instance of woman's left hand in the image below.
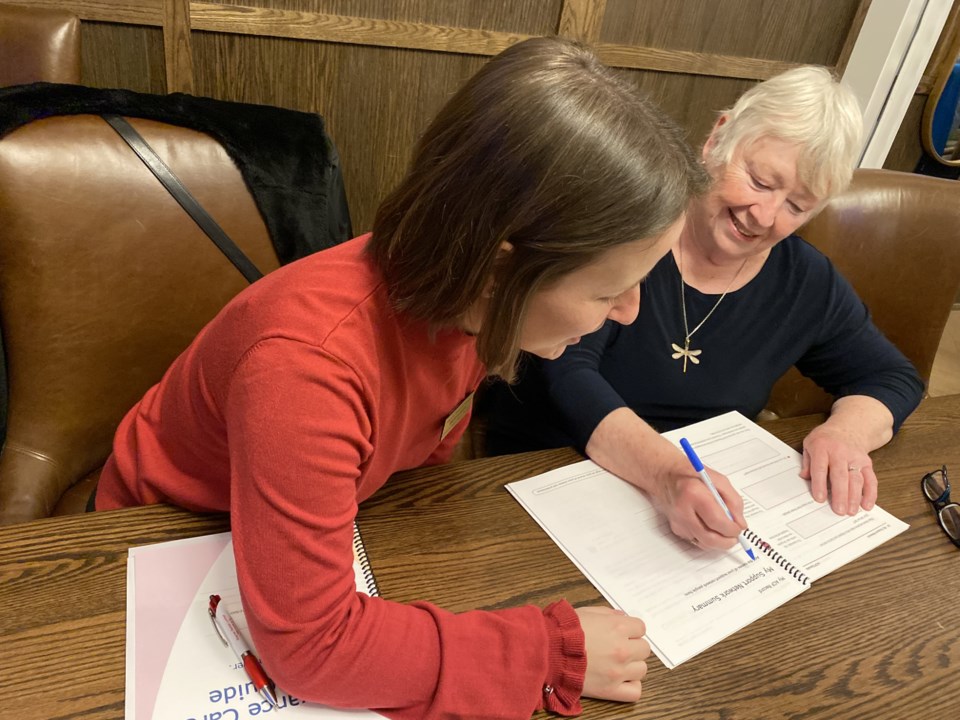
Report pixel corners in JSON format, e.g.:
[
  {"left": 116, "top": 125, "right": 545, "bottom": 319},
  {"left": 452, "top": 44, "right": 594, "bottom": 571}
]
[{"left": 800, "top": 423, "right": 877, "bottom": 515}]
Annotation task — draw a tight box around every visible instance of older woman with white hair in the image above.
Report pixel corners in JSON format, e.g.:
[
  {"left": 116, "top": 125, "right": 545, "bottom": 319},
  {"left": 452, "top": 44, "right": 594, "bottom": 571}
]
[{"left": 486, "top": 65, "right": 924, "bottom": 551}]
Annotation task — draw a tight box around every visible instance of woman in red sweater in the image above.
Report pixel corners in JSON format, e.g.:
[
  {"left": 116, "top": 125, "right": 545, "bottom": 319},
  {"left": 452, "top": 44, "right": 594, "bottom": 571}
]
[{"left": 97, "top": 37, "right": 707, "bottom": 719}]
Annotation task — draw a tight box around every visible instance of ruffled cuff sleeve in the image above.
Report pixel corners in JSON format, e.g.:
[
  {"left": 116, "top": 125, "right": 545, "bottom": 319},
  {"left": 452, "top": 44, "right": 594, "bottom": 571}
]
[{"left": 538, "top": 600, "right": 587, "bottom": 716}]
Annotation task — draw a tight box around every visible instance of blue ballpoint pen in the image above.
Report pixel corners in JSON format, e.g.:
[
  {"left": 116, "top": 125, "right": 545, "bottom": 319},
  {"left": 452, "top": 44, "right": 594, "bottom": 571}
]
[{"left": 679, "top": 437, "right": 756, "bottom": 561}]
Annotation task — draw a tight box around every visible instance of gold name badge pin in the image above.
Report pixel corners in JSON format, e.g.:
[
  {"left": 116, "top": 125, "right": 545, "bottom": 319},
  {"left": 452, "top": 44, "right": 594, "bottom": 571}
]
[{"left": 440, "top": 391, "right": 475, "bottom": 442}]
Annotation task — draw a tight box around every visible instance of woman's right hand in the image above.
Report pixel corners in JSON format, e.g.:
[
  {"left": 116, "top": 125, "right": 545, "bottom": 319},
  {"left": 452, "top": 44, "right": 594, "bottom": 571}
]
[
  {"left": 575, "top": 606, "right": 650, "bottom": 702},
  {"left": 654, "top": 462, "right": 746, "bottom": 550},
  {"left": 586, "top": 408, "right": 745, "bottom": 550}
]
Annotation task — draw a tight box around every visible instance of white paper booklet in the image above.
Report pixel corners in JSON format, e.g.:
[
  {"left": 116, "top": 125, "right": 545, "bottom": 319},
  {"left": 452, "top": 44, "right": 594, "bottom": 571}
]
[
  {"left": 125, "top": 524, "right": 380, "bottom": 719},
  {"left": 506, "top": 411, "right": 908, "bottom": 669}
]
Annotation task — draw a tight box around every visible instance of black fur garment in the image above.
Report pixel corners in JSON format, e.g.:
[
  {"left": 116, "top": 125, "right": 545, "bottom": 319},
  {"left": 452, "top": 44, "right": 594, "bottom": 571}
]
[{"left": 0, "top": 81, "right": 352, "bottom": 264}]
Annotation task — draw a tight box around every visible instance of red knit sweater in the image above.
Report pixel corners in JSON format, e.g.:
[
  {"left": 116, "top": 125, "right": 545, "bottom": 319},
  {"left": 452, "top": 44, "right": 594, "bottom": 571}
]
[{"left": 98, "top": 236, "right": 587, "bottom": 719}]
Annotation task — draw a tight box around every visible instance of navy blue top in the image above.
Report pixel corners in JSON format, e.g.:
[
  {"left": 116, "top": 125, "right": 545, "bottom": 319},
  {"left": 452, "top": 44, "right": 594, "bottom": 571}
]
[{"left": 485, "top": 235, "right": 924, "bottom": 455}]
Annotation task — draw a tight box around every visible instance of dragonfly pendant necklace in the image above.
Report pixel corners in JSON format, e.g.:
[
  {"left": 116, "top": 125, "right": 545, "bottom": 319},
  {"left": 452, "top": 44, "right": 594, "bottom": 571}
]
[{"left": 672, "top": 240, "right": 748, "bottom": 373}]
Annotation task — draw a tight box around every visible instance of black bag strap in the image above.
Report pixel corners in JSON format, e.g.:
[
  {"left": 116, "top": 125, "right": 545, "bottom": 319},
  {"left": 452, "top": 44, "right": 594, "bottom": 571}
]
[{"left": 101, "top": 114, "right": 264, "bottom": 283}]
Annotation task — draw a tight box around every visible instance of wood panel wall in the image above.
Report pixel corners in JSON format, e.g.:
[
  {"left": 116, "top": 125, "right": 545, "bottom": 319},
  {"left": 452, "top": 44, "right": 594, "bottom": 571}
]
[{"left": 15, "top": 0, "right": 955, "bottom": 230}]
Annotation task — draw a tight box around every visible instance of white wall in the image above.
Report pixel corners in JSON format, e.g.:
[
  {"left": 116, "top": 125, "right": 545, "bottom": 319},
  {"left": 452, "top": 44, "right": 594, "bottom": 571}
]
[{"left": 842, "top": 0, "right": 953, "bottom": 168}]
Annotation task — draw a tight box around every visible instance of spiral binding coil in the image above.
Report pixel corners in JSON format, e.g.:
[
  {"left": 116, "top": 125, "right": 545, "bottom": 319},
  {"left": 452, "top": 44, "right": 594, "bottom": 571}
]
[
  {"left": 742, "top": 529, "right": 811, "bottom": 586},
  {"left": 353, "top": 521, "right": 381, "bottom": 597}
]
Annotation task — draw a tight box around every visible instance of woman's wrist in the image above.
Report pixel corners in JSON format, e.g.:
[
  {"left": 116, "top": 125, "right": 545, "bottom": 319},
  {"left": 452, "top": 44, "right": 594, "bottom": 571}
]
[
  {"left": 820, "top": 396, "right": 894, "bottom": 452},
  {"left": 539, "top": 599, "right": 587, "bottom": 715},
  {"left": 587, "top": 410, "right": 689, "bottom": 506}
]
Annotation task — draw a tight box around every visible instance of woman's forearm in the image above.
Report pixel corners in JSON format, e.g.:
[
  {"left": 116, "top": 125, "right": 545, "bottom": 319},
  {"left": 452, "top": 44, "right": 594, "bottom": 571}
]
[
  {"left": 585, "top": 408, "right": 689, "bottom": 501},
  {"left": 821, "top": 395, "right": 895, "bottom": 452}
]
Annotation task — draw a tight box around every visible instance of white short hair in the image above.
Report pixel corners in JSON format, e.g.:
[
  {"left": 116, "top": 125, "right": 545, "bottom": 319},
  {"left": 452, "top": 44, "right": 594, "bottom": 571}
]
[{"left": 705, "top": 65, "right": 864, "bottom": 199}]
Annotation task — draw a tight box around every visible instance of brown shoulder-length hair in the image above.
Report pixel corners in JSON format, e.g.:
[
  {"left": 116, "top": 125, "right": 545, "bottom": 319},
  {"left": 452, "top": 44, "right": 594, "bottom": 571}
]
[{"left": 367, "top": 36, "right": 708, "bottom": 380}]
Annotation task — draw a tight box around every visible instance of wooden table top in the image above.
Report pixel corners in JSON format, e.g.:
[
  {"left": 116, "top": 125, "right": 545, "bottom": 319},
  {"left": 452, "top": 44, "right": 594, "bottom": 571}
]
[{"left": 1, "top": 395, "right": 959, "bottom": 719}]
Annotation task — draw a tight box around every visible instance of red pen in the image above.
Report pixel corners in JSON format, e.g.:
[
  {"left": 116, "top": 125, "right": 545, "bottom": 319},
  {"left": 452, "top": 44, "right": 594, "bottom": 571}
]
[{"left": 208, "top": 594, "right": 280, "bottom": 709}]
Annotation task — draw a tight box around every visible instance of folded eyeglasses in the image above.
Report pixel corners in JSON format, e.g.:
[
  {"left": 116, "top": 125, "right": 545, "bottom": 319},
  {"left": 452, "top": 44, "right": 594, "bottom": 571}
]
[{"left": 921, "top": 465, "right": 960, "bottom": 548}]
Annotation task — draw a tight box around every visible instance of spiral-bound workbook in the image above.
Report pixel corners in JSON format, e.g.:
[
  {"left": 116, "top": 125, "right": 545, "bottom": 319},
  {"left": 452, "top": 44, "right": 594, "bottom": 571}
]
[
  {"left": 506, "top": 411, "right": 908, "bottom": 669},
  {"left": 125, "top": 523, "right": 380, "bottom": 719}
]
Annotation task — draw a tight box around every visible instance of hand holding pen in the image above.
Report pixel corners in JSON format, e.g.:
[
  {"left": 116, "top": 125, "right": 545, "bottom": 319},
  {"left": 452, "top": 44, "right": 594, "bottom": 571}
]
[
  {"left": 679, "top": 438, "right": 756, "bottom": 561},
  {"left": 208, "top": 594, "right": 280, "bottom": 709}
]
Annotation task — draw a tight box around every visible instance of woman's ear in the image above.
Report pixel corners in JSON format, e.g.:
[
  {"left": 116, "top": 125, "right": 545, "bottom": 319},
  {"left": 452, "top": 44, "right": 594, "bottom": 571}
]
[
  {"left": 479, "top": 241, "right": 514, "bottom": 300},
  {"left": 702, "top": 114, "right": 728, "bottom": 162},
  {"left": 485, "top": 241, "right": 514, "bottom": 297},
  {"left": 463, "top": 241, "right": 514, "bottom": 334}
]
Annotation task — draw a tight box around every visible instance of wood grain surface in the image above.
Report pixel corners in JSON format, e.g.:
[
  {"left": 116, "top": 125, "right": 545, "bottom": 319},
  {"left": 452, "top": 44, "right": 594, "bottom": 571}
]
[
  {"left": 21, "top": 0, "right": 957, "bottom": 223},
  {"left": 23, "top": 0, "right": 881, "bottom": 232},
  {"left": 163, "top": 0, "right": 195, "bottom": 92},
  {"left": 1, "top": 396, "right": 958, "bottom": 719},
  {"left": 559, "top": 0, "right": 607, "bottom": 45}
]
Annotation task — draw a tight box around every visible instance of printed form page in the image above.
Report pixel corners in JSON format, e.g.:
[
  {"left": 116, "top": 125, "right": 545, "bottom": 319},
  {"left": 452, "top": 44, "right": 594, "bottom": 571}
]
[
  {"left": 507, "top": 461, "right": 807, "bottom": 669},
  {"left": 664, "top": 412, "right": 908, "bottom": 582},
  {"left": 508, "top": 411, "right": 907, "bottom": 668}
]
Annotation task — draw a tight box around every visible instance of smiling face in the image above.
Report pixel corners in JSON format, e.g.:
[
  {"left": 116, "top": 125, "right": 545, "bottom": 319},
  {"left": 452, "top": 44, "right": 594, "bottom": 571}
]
[
  {"left": 691, "top": 135, "right": 821, "bottom": 266},
  {"left": 518, "top": 217, "right": 684, "bottom": 360}
]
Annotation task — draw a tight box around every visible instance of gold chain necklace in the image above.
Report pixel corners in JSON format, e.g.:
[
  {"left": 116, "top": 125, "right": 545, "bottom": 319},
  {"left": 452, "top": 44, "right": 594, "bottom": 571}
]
[{"left": 671, "top": 241, "right": 748, "bottom": 373}]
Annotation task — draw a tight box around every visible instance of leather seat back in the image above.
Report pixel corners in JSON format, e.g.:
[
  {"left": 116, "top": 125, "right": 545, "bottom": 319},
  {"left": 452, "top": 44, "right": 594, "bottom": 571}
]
[
  {"left": 0, "top": 4, "right": 81, "bottom": 86},
  {"left": 0, "top": 115, "right": 280, "bottom": 522},
  {"left": 765, "top": 168, "right": 960, "bottom": 417}
]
